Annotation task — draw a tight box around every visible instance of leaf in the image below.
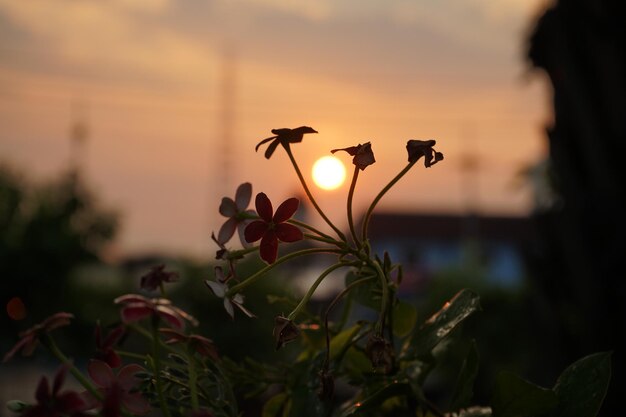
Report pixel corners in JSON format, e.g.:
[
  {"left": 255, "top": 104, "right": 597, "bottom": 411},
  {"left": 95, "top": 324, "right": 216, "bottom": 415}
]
[
  {"left": 408, "top": 289, "right": 481, "bottom": 358},
  {"left": 392, "top": 300, "right": 417, "bottom": 337},
  {"left": 340, "top": 381, "right": 412, "bottom": 416},
  {"left": 329, "top": 324, "right": 362, "bottom": 360},
  {"left": 491, "top": 371, "right": 557, "bottom": 417},
  {"left": 450, "top": 340, "right": 479, "bottom": 410},
  {"left": 263, "top": 392, "right": 289, "bottom": 417},
  {"left": 345, "top": 271, "right": 380, "bottom": 310},
  {"left": 551, "top": 352, "right": 611, "bottom": 417}
]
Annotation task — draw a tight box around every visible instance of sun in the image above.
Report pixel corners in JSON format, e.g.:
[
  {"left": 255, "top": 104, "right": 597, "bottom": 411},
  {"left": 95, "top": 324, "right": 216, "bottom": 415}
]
[{"left": 312, "top": 156, "right": 346, "bottom": 190}]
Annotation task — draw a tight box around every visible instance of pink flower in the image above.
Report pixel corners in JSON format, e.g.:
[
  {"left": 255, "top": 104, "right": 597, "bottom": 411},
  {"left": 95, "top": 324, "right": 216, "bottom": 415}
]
[
  {"left": 159, "top": 328, "right": 219, "bottom": 360},
  {"left": 244, "top": 193, "right": 303, "bottom": 264},
  {"left": 205, "top": 269, "right": 256, "bottom": 319},
  {"left": 255, "top": 126, "right": 317, "bottom": 159},
  {"left": 94, "top": 323, "right": 125, "bottom": 368},
  {"left": 139, "top": 264, "right": 179, "bottom": 292},
  {"left": 87, "top": 360, "right": 150, "bottom": 416},
  {"left": 20, "top": 364, "right": 88, "bottom": 417},
  {"left": 3, "top": 312, "right": 73, "bottom": 363},
  {"left": 216, "top": 182, "right": 256, "bottom": 246},
  {"left": 114, "top": 294, "right": 198, "bottom": 330}
]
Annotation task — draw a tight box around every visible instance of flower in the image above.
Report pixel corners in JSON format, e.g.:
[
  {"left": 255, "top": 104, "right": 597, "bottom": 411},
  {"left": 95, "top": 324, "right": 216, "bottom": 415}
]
[
  {"left": 244, "top": 193, "right": 303, "bottom": 264},
  {"left": 331, "top": 142, "right": 376, "bottom": 171},
  {"left": 365, "top": 335, "right": 395, "bottom": 374},
  {"left": 205, "top": 271, "right": 256, "bottom": 319},
  {"left": 216, "top": 182, "right": 256, "bottom": 246},
  {"left": 20, "top": 364, "right": 89, "bottom": 417},
  {"left": 255, "top": 126, "right": 318, "bottom": 159},
  {"left": 406, "top": 139, "right": 444, "bottom": 167},
  {"left": 87, "top": 360, "right": 151, "bottom": 416},
  {"left": 273, "top": 315, "right": 300, "bottom": 350},
  {"left": 139, "top": 264, "right": 179, "bottom": 292},
  {"left": 114, "top": 294, "right": 198, "bottom": 330},
  {"left": 94, "top": 323, "right": 125, "bottom": 368},
  {"left": 3, "top": 312, "right": 73, "bottom": 363},
  {"left": 159, "top": 328, "right": 219, "bottom": 360}
]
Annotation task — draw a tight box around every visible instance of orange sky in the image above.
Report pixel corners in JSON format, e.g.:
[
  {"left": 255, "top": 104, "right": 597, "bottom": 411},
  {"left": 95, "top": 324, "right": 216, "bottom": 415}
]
[{"left": 0, "top": 0, "right": 552, "bottom": 257}]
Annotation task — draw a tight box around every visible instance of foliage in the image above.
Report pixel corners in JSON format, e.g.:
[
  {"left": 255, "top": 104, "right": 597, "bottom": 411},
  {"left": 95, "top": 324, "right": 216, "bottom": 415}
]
[{"left": 2, "top": 129, "right": 610, "bottom": 417}]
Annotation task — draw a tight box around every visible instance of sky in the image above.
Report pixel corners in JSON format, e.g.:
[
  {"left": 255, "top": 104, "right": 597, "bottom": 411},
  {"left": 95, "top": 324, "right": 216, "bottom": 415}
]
[{"left": 0, "top": 0, "right": 552, "bottom": 257}]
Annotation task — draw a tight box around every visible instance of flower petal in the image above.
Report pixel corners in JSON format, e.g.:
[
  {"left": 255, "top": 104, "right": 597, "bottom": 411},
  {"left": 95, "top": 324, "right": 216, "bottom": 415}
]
[
  {"left": 275, "top": 223, "right": 304, "bottom": 242},
  {"left": 88, "top": 360, "right": 115, "bottom": 388},
  {"left": 273, "top": 198, "right": 299, "bottom": 223},
  {"left": 205, "top": 280, "right": 226, "bottom": 298},
  {"left": 52, "top": 364, "right": 69, "bottom": 396},
  {"left": 114, "top": 294, "right": 150, "bottom": 305},
  {"left": 102, "top": 326, "right": 125, "bottom": 349},
  {"left": 120, "top": 305, "right": 153, "bottom": 324},
  {"left": 155, "top": 306, "right": 185, "bottom": 330},
  {"left": 237, "top": 219, "right": 253, "bottom": 248},
  {"left": 223, "top": 299, "right": 235, "bottom": 319},
  {"left": 56, "top": 391, "right": 86, "bottom": 413},
  {"left": 2, "top": 335, "right": 33, "bottom": 363},
  {"left": 233, "top": 301, "right": 256, "bottom": 318},
  {"left": 244, "top": 220, "right": 268, "bottom": 243},
  {"left": 41, "top": 312, "right": 74, "bottom": 332},
  {"left": 255, "top": 193, "right": 273, "bottom": 222},
  {"left": 117, "top": 364, "right": 145, "bottom": 391},
  {"left": 234, "top": 182, "right": 252, "bottom": 210},
  {"left": 122, "top": 392, "right": 151, "bottom": 415},
  {"left": 35, "top": 375, "right": 51, "bottom": 404},
  {"left": 217, "top": 217, "right": 238, "bottom": 245},
  {"left": 219, "top": 197, "right": 237, "bottom": 217},
  {"left": 260, "top": 229, "right": 279, "bottom": 264},
  {"left": 264, "top": 138, "right": 281, "bottom": 159}
]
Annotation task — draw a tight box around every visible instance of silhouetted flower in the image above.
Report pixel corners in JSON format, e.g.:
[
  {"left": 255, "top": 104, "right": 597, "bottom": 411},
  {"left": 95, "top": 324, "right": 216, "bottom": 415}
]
[
  {"left": 244, "top": 193, "right": 303, "bottom": 264},
  {"left": 94, "top": 323, "right": 125, "bottom": 368},
  {"left": 331, "top": 142, "right": 376, "bottom": 171},
  {"left": 205, "top": 272, "right": 256, "bottom": 319},
  {"left": 217, "top": 182, "right": 256, "bottom": 246},
  {"left": 3, "top": 312, "right": 73, "bottom": 363},
  {"left": 406, "top": 139, "right": 444, "bottom": 167},
  {"left": 114, "top": 295, "right": 197, "bottom": 330},
  {"left": 255, "top": 126, "right": 318, "bottom": 159},
  {"left": 20, "top": 364, "right": 88, "bottom": 417},
  {"left": 139, "top": 264, "right": 179, "bottom": 292},
  {"left": 273, "top": 316, "right": 300, "bottom": 350},
  {"left": 87, "top": 360, "right": 150, "bottom": 416},
  {"left": 159, "top": 328, "right": 219, "bottom": 360},
  {"left": 365, "top": 335, "right": 394, "bottom": 374}
]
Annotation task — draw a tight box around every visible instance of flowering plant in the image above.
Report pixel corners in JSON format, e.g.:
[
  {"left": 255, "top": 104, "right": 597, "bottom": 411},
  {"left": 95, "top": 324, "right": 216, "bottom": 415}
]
[{"left": 4, "top": 127, "right": 610, "bottom": 417}]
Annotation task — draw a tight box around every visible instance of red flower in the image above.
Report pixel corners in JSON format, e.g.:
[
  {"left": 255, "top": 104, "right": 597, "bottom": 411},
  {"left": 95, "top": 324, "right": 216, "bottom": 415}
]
[
  {"left": 217, "top": 182, "right": 256, "bottom": 246},
  {"left": 244, "top": 193, "right": 303, "bottom": 264},
  {"left": 94, "top": 323, "right": 125, "bottom": 368},
  {"left": 255, "top": 126, "right": 317, "bottom": 159},
  {"left": 406, "top": 139, "right": 444, "bottom": 167},
  {"left": 159, "top": 328, "right": 219, "bottom": 360},
  {"left": 114, "top": 294, "right": 198, "bottom": 330},
  {"left": 331, "top": 142, "right": 376, "bottom": 171},
  {"left": 3, "top": 312, "right": 73, "bottom": 363},
  {"left": 20, "top": 364, "right": 88, "bottom": 417},
  {"left": 87, "top": 360, "right": 150, "bottom": 416},
  {"left": 139, "top": 264, "right": 179, "bottom": 292}
]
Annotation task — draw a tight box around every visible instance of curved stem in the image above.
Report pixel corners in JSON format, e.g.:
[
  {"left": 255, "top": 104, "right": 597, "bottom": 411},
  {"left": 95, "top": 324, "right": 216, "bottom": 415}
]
[
  {"left": 287, "top": 218, "right": 336, "bottom": 242},
  {"left": 226, "top": 248, "right": 342, "bottom": 296},
  {"left": 303, "top": 233, "right": 342, "bottom": 246},
  {"left": 347, "top": 166, "right": 361, "bottom": 247},
  {"left": 284, "top": 144, "right": 347, "bottom": 242},
  {"left": 116, "top": 350, "right": 146, "bottom": 361},
  {"left": 287, "top": 262, "right": 348, "bottom": 321},
  {"left": 361, "top": 161, "right": 415, "bottom": 242},
  {"left": 151, "top": 318, "right": 173, "bottom": 417},
  {"left": 371, "top": 260, "right": 389, "bottom": 335}
]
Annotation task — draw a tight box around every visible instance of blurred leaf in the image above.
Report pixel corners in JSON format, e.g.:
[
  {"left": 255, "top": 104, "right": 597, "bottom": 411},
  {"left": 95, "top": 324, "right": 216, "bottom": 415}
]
[
  {"left": 345, "top": 271, "right": 380, "bottom": 310},
  {"left": 458, "top": 407, "right": 493, "bottom": 416},
  {"left": 263, "top": 392, "right": 289, "bottom": 417},
  {"left": 330, "top": 324, "right": 362, "bottom": 360},
  {"left": 450, "top": 340, "right": 479, "bottom": 410},
  {"left": 407, "top": 289, "right": 481, "bottom": 358},
  {"left": 393, "top": 300, "right": 417, "bottom": 337},
  {"left": 491, "top": 371, "right": 557, "bottom": 417},
  {"left": 550, "top": 352, "right": 611, "bottom": 417},
  {"left": 340, "top": 381, "right": 412, "bottom": 416}
]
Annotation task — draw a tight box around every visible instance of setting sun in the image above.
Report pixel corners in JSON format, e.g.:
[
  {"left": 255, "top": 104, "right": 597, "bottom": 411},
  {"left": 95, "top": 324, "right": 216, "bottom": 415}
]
[{"left": 312, "top": 156, "right": 346, "bottom": 190}]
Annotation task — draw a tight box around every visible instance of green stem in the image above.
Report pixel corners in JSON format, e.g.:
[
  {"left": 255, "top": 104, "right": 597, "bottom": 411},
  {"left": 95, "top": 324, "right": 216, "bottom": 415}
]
[
  {"left": 304, "top": 233, "right": 342, "bottom": 246},
  {"left": 187, "top": 347, "right": 199, "bottom": 411},
  {"left": 361, "top": 161, "right": 415, "bottom": 242},
  {"left": 287, "top": 263, "right": 348, "bottom": 321},
  {"left": 151, "top": 318, "right": 173, "bottom": 417},
  {"left": 284, "top": 144, "right": 347, "bottom": 242},
  {"left": 287, "top": 218, "right": 337, "bottom": 242},
  {"left": 226, "top": 248, "right": 342, "bottom": 296},
  {"left": 347, "top": 166, "right": 361, "bottom": 247},
  {"left": 371, "top": 260, "right": 389, "bottom": 335},
  {"left": 116, "top": 350, "right": 147, "bottom": 361}
]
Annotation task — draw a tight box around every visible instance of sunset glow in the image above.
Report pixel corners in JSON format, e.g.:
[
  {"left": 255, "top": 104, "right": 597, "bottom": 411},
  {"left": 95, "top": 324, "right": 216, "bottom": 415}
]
[{"left": 312, "top": 156, "right": 346, "bottom": 190}]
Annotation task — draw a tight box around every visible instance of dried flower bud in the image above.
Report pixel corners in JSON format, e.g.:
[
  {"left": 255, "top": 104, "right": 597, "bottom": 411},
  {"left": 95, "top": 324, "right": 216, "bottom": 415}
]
[
  {"left": 365, "top": 335, "right": 395, "bottom": 374},
  {"left": 273, "top": 316, "right": 300, "bottom": 350},
  {"left": 140, "top": 264, "right": 179, "bottom": 292},
  {"left": 317, "top": 370, "right": 335, "bottom": 400},
  {"left": 331, "top": 142, "right": 376, "bottom": 171},
  {"left": 406, "top": 139, "right": 444, "bottom": 167}
]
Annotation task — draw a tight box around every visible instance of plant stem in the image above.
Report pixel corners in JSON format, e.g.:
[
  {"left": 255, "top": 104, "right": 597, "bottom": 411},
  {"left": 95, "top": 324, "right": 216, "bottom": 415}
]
[
  {"left": 371, "top": 260, "right": 389, "bottom": 336},
  {"left": 287, "top": 218, "right": 337, "bottom": 242},
  {"left": 226, "top": 248, "right": 342, "bottom": 296},
  {"left": 116, "top": 350, "right": 147, "bottom": 361},
  {"left": 284, "top": 144, "right": 347, "bottom": 242},
  {"left": 361, "top": 161, "right": 415, "bottom": 242},
  {"left": 151, "top": 318, "right": 173, "bottom": 417},
  {"left": 347, "top": 166, "right": 361, "bottom": 247},
  {"left": 187, "top": 348, "right": 200, "bottom": 411},
  {"left": 287, "top": 262, "right": 348, "bottom": 321}
]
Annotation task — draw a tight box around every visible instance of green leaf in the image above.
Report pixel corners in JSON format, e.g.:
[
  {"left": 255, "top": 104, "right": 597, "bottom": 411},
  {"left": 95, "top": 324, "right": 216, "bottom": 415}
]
[
  {"left": 450, "top": 340, "right": 479, "bottom": 410},
  {"left": 345, "top": 271, "right": 380, "bottom": 310},
  {"left": 393, "top": 300, "right": 418, "bottom": 337},
  {"left": 407, "top": 289, "right": 481, "bottom": 358},
  {"left": 262, "top": 393, "right": 289, "bottom": 417},
  {"left": 491, "top": 371, "right": 557, "bottom": 417},
  {"left": 551, "top": 352, "right": 611, "bottom": 417},
  {"left": 340, "top": 381, "right": 412, "bottom": 416},
  {"left": 329, "top": 324, "right": 362, "bottom": 360}
]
